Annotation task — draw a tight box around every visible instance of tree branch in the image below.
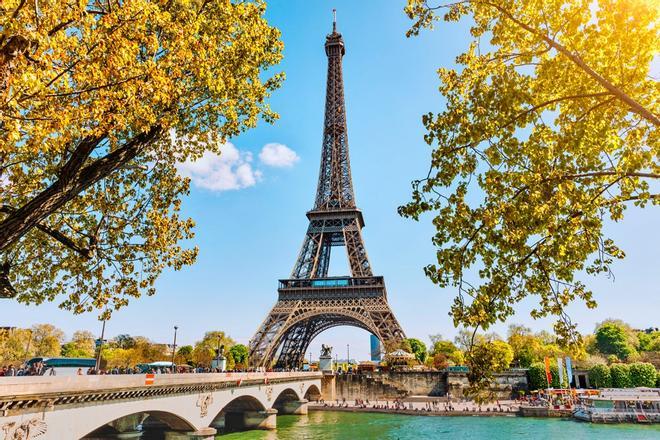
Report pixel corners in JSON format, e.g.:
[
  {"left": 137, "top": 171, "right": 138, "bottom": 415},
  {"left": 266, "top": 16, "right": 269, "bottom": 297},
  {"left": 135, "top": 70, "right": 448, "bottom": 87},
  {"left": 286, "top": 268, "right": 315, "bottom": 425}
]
[
  {"left": 564, "top": 171, "right": 660, "bottom": 180},
  {"left": 480, "top": 1, "right": 660, "bottom": 126},
  {"left": 0, "top": 205, "right": 92, "bottom": 258},
  {"left": 0, "top": 126, "right": 162, "bottom": 251}
]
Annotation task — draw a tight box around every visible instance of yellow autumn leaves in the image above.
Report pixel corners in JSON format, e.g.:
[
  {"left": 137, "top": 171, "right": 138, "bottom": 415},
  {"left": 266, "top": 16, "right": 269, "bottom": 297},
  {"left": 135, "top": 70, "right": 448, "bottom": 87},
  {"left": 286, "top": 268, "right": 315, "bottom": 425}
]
[
  {"left": 401, "top": 0, "right": 658, "bottom": 346},
  {"left": 1, "top": 0, "right": 283, "bottom": 316}
]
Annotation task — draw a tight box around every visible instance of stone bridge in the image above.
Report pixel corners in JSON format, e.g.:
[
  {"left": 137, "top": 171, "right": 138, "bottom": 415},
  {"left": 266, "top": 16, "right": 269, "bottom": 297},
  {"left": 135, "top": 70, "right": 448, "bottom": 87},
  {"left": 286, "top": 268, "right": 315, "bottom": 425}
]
[{"left": 0, "top": 372, "right": 322, "bottom": 439}]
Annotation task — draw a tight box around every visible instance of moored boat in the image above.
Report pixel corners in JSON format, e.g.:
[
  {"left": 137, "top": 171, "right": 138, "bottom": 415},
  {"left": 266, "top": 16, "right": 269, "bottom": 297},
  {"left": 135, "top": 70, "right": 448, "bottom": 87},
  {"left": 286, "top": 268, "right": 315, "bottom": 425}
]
[{"left": 573, "top": 388, "right": 660, "bottom": 423}]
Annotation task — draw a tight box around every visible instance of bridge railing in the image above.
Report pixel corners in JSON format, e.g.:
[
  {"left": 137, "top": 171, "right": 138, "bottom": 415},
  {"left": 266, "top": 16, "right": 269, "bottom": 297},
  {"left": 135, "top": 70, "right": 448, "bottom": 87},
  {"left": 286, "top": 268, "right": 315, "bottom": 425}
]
[{"left": 0, "top": 371, "right": 322, "bottom": 398}]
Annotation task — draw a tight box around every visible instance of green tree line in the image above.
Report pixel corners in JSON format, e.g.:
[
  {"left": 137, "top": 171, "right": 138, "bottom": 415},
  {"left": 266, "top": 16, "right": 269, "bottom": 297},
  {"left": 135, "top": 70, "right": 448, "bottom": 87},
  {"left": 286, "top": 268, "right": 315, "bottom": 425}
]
[{"left": 0, "top": 325, "right": 249, "bottom": 369}]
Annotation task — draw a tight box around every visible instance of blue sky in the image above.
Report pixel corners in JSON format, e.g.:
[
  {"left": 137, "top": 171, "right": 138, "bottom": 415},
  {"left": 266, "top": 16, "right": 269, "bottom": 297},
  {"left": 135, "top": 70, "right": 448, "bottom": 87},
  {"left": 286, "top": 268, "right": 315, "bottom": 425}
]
[{"left": 4, "top": 0, "right": 659, "bottom": 361}]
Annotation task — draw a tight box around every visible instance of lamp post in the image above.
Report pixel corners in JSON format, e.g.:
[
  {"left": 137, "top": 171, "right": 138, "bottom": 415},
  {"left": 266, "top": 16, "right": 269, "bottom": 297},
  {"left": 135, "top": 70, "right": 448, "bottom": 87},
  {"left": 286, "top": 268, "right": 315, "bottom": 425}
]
[
  {"left": 347, "top": 344, "right": 350, "bottom": 366},
  {"left": 94, "top": 319, "right": 106, "bottom": 371},
  {"left": 171, "top": 326, "right": 178, "bottom": 371}
]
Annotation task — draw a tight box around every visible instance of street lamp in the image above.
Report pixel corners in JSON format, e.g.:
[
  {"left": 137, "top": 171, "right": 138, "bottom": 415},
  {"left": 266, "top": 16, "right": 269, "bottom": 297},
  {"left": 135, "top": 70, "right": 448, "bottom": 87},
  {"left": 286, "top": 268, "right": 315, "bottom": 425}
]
[
  {"left": 347, "top": 344, "right": 350, "bottom": 366},
  {"left": 171, "top": 326, "right": 178, "bottom": 372},
  {"left": 95, "top": 319, "right": 106, "bottom": 371}
]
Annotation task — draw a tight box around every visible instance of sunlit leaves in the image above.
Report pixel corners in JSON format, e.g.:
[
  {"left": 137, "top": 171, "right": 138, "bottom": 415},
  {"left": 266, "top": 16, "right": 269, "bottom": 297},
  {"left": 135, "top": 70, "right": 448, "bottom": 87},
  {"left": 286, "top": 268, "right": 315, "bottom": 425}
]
[
  {"left": 401, "top": 0, "right": 659, "bottom": 347},
  {"left": 1, "top": 0, "right": 283, "bottom": 316}
]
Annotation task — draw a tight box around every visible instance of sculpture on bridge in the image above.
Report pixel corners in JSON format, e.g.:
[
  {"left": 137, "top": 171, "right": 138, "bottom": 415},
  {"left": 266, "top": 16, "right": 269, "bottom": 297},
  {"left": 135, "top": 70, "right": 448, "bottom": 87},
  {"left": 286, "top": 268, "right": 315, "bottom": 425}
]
[
  {"left": 320, "top": 344, "right": 332, "bottom": 357},
  {"left": 1, "top": 418, "right": 48, "bottom": 440}
]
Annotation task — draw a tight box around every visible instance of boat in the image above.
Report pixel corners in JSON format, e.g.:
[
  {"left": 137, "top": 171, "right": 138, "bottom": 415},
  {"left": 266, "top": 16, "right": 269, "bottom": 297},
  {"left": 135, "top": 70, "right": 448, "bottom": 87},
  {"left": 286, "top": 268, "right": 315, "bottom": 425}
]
[{"left": 573, "top": 388, "right": 660, "bottom": 423}]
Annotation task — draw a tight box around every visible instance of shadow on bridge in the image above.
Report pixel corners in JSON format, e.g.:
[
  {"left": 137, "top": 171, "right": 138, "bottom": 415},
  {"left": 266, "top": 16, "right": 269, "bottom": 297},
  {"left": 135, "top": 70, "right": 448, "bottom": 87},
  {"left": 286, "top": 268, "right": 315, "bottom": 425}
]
[{"left": 83, "top": 410, "right": 196, "bottom": 439}]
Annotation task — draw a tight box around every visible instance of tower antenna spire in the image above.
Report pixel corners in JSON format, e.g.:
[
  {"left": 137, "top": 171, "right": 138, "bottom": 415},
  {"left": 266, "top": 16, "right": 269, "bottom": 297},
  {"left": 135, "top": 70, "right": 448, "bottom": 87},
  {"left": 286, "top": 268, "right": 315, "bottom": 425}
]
[{"left": 332, "top": 8, "right": 337, "bottom": 32}]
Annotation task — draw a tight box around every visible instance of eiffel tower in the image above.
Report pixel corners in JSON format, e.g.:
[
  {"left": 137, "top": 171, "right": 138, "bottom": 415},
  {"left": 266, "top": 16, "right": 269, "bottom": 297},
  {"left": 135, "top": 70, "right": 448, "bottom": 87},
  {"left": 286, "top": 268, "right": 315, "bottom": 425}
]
[{"left": 249, "top": 13, "right": 406, "bottom": 369}]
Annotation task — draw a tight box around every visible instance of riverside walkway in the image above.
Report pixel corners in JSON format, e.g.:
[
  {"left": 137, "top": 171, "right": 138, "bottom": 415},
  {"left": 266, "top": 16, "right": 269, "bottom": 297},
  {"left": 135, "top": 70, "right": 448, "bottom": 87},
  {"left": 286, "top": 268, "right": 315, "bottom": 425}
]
[{"left": 0, "top": 371, "right": 322, "bottom": 439}]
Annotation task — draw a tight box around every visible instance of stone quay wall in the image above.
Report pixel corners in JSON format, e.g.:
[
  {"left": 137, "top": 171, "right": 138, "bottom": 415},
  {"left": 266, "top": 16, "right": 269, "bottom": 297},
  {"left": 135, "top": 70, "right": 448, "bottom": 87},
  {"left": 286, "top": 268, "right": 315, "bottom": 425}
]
[{"left": 332, "top": 371, "right": 528, "bottom": 401}]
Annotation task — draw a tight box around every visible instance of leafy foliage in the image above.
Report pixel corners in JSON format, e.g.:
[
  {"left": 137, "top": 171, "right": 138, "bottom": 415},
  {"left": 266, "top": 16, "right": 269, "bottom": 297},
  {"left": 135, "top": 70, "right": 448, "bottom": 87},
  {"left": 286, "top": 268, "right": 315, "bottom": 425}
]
[
  {"left": 191, "top": 331, "right": 235, "bottom": 367},
  {"left": 629, "top": 362, "right": 657, "bottom": 387},
  {"left": 595, "top": 322, "right": 637, "bottom": 361},
  {"left": 588, "top": 364, "right": 612, "bottom": 388},
  {"left": 465, "top": 340, "right": 513, "bottom": 402},
  {"left": 175, "top": 345, "right": 193, "bottom": 365},
  {"left": 528, "top": 363, "right": 547, "bottom": 390},
  {"left": 60, "top": 330, "right": 95, "bottom": 358},
  {"left": 637, "top": 330, "right": 660, "bottom": 352},
  {"left": 401, "top": 0, "right": 659, "bottom": 347},
  {"left": 1, "top": 0, "right": 283, "bottom": 317},
  {"left": 406, "top": 337, "right": 428, "bottom": 363},
  {"left": 431, "top": 339, "right": 464, "bottom": 365},
  {"left": 229, "top": 344, "right": 249, "bottom": 368},
  {"left": 29, "top": 324, "right": 65, "bottom": 357},
  {"left": 102, "top": 336, "right": 168, "bottom": 368},
  {"left": 610, "top": 363, "right": 632, "bottom": 388}
]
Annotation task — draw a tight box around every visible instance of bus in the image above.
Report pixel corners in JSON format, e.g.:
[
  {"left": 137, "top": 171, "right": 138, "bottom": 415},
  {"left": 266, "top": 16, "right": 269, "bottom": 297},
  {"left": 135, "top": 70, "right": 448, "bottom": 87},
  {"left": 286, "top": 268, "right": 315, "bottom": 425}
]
[{"left": 26, "top": 357, "right": 96, "bottom": 376}]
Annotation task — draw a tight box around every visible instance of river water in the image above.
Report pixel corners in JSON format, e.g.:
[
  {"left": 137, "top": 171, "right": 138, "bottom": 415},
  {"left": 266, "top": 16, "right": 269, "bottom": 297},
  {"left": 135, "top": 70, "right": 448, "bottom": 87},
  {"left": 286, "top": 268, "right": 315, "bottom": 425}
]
[{"left": 220, "top": 411, "right": 660, "bottom": 439}]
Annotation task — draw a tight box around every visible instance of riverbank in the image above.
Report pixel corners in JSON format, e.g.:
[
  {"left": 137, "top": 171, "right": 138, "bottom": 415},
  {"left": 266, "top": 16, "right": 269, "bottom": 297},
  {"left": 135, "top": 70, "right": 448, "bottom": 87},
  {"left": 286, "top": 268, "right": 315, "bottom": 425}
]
[{"left": 310, "top": 404, "right": 519, "bottom": 418}]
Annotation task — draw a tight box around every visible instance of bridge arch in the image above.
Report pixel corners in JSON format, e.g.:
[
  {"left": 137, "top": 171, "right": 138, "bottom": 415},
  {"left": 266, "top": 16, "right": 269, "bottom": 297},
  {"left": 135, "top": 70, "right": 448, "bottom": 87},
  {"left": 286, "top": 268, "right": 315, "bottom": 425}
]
[
  {"left": 304, "top": 384, "right": 322, "bottom": 402},
  {"left": 81, "top": 410, "right": 196, "bottom": 439},
  {"left": 271, "top": 387, "right": 301, "bottom": 413},
  {"left": 211, "top": 394, "right": 268, "bottom": 434},
  {"left": 264, "top": 308, "right": 383, "bottom": 368}
]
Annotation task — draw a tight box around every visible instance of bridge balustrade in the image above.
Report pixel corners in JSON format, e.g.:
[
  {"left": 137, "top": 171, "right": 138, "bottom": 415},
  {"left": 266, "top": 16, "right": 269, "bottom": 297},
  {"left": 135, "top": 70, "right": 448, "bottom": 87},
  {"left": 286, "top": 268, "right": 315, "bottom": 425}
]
[{"left": 0, "top": 372, "right": 322, "bottom": 439}]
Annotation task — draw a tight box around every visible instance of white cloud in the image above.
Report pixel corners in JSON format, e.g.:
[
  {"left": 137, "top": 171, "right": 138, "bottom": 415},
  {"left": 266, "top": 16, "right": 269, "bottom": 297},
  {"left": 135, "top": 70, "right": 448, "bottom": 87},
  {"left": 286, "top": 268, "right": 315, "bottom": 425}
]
[
  {"left": 176, "top": 142, "right": 261, "bottom": 191},
  {"left": 258, "top": 143, "right": 300, "bottom": 168}
]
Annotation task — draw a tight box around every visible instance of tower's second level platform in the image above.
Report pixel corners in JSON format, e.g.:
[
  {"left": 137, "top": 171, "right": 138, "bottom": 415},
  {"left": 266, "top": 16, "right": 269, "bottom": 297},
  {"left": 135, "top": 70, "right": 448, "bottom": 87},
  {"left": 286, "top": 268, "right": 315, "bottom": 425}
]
[{"left": 277, "top": 276, "right": 385, "bottom": 301}]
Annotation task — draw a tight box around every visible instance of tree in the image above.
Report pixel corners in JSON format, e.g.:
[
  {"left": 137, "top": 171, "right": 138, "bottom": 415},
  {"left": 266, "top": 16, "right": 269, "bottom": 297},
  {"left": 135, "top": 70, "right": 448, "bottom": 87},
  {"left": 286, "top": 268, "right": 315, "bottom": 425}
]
[
  {"left": 61, "top": 330, "right": 95, "bottom": 358},
  {"left": 114, "top": 334, "right": 136, "bottom": 350},
  {"left": 527, "top": 361, "right": 561, "bottom": 389},
  {"left": 431, "top": 339, "right": 464, "bottom": 365},
  {"left": 596, "top": 322, "right": 636, "bottom": 361},
  {"left": 453, "top": 328, "right": 500, "bottom": 351},
  {"left": 30, "top": 324, "right": 65, "bottom": 357},
  {"left": 1, "top": 0, "right": 284, "bottom": 317},
  {"left": 588, "top": 364, "right": 612, "bottom": 389},
  {"left": 507, "top": 324, "right": 539, "bottom": 368},
  {"left": 610, "top": 363, "right": 632, "bottom": 388},
  {"left": 428, "top": 334, "right": 444, "bottom": 346},
  {"left": 101, "top": 347, "right": 142, "bottom": 368},
  {"left": 464, "top": 340, "right": 513, "bottom": 402},
  {"left": 192, "top": 331, "right": 234, "bottom": 367},
  {"left": 175, "top": 345, "right": 193, "bottom": 366},
  {"left": 400, "top": 0, "right": 659, "bottom": 347},
  {"left": 229, "top": 344, "right": 249, "bottom": 369},
  {"left": 0, "top": 327, "right": 32, "bottom": 362},
  {"left": 432, "top": 353, "right": 449, "bottom": 370},
  {"left": 629, "top": 362, "right": 657, "bottom": 388},
  {"left": 128, "top": 337, "right": 168, "bottom": 363},
  {"left": 405, "top": 338, "right": 428, "bottom": 363},
  {"left": 528, "top": 363, "right": 546, "bottom": 390},
  {"left": 637, "top": 330, "right": 660, "bottom": 352}
]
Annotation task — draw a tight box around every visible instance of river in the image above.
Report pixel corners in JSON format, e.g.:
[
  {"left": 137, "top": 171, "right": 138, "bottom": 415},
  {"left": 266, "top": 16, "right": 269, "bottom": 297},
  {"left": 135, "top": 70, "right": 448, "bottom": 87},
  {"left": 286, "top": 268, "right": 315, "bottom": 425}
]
[{"left": 220, "top": 411, "right": 660, "bottom": 439}]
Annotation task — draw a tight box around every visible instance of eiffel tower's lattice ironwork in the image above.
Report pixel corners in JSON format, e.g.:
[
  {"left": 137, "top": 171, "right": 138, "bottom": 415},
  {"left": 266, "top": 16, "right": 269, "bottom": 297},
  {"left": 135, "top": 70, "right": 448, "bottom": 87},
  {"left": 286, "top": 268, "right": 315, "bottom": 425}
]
[{"left": 249, "top": 14, "right": 405, "bottom": 369}]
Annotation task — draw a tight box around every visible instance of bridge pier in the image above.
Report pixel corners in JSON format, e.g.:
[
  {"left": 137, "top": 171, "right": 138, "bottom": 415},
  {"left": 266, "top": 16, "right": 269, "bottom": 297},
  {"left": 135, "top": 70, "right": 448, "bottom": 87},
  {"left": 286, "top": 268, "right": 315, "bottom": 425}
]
[
  {"left": 164, "top": 427, "right": 217, "bottom": 439},
  {"left": 278, "top": 399, "right": 309, "bottom": 415},
  {"left": 242, "top": 408, "right": 278, "bottom": 430},
  {"left": 322, "top": 373, "right": 336, "bottom": 401}
]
